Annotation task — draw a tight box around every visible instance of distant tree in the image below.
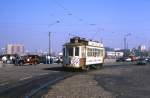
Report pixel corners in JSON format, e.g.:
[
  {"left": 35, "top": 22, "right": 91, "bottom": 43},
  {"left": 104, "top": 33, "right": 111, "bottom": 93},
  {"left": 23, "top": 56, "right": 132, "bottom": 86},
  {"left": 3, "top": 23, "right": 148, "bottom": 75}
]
[
  {"left": 105, "top": 47, "right": 114, "bottom": 51},
  {"left": 123, "top": 49, "right": 131, "bottom": 57}
]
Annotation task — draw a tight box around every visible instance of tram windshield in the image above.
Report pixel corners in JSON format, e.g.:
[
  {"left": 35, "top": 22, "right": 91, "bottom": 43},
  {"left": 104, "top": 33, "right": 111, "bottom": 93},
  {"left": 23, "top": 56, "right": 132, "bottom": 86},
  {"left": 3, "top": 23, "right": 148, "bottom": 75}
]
[
  {"left": 68, "top": 47, "right": 73, "bottom": 56},
  {"left": 75, "top": 47, "right": 79, "bottom": 56},
  {"left": 66, "top": 47, "right": 79, "bottom": 57}
]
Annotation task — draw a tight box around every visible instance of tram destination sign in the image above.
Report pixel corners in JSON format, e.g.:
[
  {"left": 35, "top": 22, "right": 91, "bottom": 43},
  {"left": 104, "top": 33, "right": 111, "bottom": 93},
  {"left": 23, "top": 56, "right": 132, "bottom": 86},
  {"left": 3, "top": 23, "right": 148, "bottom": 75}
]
[{"left": 88, "top": 41, "right": 103, "bottom": 47}]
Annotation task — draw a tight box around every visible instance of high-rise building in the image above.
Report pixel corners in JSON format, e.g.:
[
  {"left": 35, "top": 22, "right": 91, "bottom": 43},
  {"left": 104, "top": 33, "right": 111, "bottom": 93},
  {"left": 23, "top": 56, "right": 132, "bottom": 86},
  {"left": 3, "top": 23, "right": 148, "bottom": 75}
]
[
  {"left": 0, "top": 48, "right": 6, "bottom": 54},
  {"left": 6, "top": 44, "right": 24, "bottom": 54},
  {"left": 138, "top": 45, "right": 146, "bottom": 52}
]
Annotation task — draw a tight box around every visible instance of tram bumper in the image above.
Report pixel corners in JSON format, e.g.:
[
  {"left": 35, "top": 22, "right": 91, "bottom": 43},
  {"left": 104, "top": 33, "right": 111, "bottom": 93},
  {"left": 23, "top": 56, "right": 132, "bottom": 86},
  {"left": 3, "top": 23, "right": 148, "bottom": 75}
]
[{"left": 63, "top": 64, "right": 80, "bottom": 68}]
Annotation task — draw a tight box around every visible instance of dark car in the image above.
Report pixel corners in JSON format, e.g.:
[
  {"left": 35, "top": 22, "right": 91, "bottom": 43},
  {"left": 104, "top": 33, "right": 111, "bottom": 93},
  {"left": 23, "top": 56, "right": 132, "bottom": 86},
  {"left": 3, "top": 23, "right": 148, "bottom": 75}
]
[
  {"left": 116, "top": 57, "right": 131, "bottom": 62},
  {"left": 23, "top": 55, "right": 40, "bottom": 65},
  {"left": 145, "top": 57, "right": 150, "bottom": 64},
  {"left": 136, "top": 58, "right": 147, "bottom": 65},
  {"left": 39, "top": 56, "right": 47, "bottom": 64},
  {"left": 116, "top": 57, "right": 125, "bottom": 62}
]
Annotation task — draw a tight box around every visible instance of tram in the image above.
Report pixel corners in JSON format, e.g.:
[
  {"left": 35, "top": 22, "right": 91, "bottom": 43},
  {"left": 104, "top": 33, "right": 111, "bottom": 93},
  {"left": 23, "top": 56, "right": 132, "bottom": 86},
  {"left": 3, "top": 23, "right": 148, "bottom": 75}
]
[{"left": 62, "top": 37, "right": 105, "bottom": 70}]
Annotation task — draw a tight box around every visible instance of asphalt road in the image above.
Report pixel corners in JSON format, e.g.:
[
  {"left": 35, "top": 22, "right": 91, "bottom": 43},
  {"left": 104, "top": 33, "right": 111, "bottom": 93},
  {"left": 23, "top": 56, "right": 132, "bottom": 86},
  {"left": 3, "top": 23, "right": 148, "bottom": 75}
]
[
  {"left": 93, "top": 64, "right": 150, "bottom": 98},
  {"left": 0, "top": 62, "right": 150, "bottom": 98},
  {"left": 42, "top": 62, "right": 150, "bottom": 98},
  {"left": 0, "top": 64, "right": 61, "bottom": 88},
  {"left": 0, "top": 64, "right": 72, "bottom": 98},
  {"left": 0, "top": 62, "right": 121, "bottom": 90}
]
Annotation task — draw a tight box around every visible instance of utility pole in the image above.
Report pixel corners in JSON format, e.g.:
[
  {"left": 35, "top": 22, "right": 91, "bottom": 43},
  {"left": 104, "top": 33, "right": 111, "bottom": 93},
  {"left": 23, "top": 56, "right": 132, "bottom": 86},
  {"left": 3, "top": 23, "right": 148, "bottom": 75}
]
[
  {"left": 124, "top": 37, "right": 126, "bottom": 57},
  {"left": 124, "top": 37, "right": 127, "bottom": 50},
  {"left": 123, "top": 33, "right": 131, "bottom": 57},
  {"left": 49, "top": 32, "right": 51, "bottom": 56}
]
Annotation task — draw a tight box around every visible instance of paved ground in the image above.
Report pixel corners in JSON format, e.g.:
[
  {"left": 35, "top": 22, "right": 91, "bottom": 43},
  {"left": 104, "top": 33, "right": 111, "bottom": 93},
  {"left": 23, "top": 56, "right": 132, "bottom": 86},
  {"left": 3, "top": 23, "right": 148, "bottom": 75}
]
[
  {"left": 94, "top": 64, "right": 150, "bottom": 98},
  {"left": 0, "top": 64, "right": 78, "bottom": 98},
  {"left": 0, "top": 62, "right": 120, "bottom": 89},
  {"left": 0, "top": 64, "right": 62, "bottom": 93},
  {"left": 1, "top": 62, "right": 150, "bottom": 98},
  {"left": 43, "top": 63, "right": 150, "bottom": 98}
]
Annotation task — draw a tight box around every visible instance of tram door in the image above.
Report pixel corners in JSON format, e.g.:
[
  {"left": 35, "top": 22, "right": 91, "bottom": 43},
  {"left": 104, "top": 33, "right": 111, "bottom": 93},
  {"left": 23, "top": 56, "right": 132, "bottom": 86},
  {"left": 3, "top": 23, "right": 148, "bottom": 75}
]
[
  {"left": 63, "top": 46, "right": 80, "bottom": 68},
  {"left": 70, "top": 47, "right": 80, "bottom": 67}
]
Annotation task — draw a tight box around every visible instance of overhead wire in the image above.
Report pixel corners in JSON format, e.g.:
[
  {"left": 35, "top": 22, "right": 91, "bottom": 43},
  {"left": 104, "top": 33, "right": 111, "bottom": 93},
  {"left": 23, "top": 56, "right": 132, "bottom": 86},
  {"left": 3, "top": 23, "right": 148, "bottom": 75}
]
[{"left": 53, "top": 0, "right": 100, "bottom": 39}]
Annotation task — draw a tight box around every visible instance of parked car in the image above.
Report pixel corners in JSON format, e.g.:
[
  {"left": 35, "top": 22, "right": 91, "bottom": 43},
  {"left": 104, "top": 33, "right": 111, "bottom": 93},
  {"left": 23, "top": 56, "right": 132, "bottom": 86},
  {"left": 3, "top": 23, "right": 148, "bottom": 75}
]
[
  {"left": 23, "top": 55, "right": 40, "bottom": 65},
  {"left": 116, "top": 57, "right": 125, "bottom": 62},
  {"left": 116, "top": 57, "right": 131, "bottom": 62},
  {"left": 145, "top": 57, "right": 150, "bottom": 63},
  {"left": 125, "top": 57, "right": 132, "bottom": 62},
  {"left": 53, "top": 57, "right": 62, "bottom": 64},
  {"left": 39, "top": 55, "right": 47, "bottom": 64},
  {"left": 136, "top": 58, "right": 147, "bottom": 65},
  {"left": 1, "top": 54, "right": 18, "bottom": 64}
]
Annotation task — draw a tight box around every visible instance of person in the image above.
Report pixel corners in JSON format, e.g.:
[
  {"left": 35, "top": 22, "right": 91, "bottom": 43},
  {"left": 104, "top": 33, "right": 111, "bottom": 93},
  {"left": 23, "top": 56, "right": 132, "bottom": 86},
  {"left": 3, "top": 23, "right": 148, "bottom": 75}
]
[
  {"left": 15, "top": 56, "right": 20, "bottom": 66},
  {"left": 50, "top": 57, "right": 53, "bottom": 64},
  {"left": 46, "top": 55, "right": 50, "bottom": 64},
  {"left": 57, "top": 58, "right": 61, "bottom": 64},
  {"left": 18, "top": 56, "right": 24, "bottom": 65},
  {"left": 10, "top": 56, "right": 15, "bottom": 64}
]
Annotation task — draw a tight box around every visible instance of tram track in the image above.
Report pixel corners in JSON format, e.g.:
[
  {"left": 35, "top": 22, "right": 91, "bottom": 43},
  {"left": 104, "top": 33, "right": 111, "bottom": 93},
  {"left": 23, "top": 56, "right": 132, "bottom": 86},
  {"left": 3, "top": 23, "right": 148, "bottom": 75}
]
[
  {"left": 0, "top": 64, "right": 115, "bottom": 98},
  {"left": 0, "top": 67, "right": 84, "bottom": 98},
  {"left": 26, "top": 69, "right": 97, "bottom": 98},
  {"left": 24, "top": 72, "right": 75, "bottom": 98}
]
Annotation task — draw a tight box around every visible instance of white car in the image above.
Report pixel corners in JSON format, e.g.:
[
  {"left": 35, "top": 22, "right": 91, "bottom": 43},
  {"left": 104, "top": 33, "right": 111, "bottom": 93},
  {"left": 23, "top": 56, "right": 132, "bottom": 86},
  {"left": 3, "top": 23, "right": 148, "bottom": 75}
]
[{"left": 124, "top": 57, "right": 131, "bottom": 62}]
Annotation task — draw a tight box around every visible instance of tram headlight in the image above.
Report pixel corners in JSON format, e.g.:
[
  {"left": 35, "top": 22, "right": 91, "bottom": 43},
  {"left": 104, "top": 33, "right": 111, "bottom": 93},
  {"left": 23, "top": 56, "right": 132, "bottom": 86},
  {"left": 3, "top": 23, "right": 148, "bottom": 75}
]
[{"left": 27, "top": 58, "right": 30, "bottom": 62}]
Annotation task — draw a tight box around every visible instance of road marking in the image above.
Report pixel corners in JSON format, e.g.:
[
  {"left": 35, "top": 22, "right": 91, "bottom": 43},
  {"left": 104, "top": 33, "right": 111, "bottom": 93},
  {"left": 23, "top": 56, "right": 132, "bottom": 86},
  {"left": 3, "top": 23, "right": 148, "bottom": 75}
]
[
  {"left": 38, "top": 73, "right": 49, "bottom": 76},
  {"left": 0, "top": 82, "right": 8, "bottom": 86},
  {"left": 25, "top": 74, "right": 72, "bottom": 98},
  {"left": 19, "top": 73, "right": 49, "bottom": 81},
  {"left": 20, "top": 76, "right": 32, "bottom": 81}
]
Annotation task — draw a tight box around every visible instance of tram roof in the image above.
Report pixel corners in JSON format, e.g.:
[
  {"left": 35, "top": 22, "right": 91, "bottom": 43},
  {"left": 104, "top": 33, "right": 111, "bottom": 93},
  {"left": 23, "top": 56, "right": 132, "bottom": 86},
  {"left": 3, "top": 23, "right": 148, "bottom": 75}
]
[
  {"left": 63, "top": 43, "right": 86, "bottom": 46},
  {"left": 63, "top": 36, "right": 104, "bottom": 47}
]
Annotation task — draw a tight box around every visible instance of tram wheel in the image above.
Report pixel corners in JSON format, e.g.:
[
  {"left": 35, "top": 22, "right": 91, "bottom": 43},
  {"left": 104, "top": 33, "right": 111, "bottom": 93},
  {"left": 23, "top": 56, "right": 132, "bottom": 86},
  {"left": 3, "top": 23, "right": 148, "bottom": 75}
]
[
  {"left": 82, "top": 65, "right": 90, "bottom": 71},
  {"left": 97, "top": 64, "right": 103, "bottom": 69}
]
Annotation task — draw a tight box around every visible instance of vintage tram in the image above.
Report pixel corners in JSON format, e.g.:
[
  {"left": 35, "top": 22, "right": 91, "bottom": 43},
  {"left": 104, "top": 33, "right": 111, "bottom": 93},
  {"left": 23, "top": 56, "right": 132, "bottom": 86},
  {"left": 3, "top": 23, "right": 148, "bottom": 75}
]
[{"left": 62, "top": 37, "right": 105, "bottom": 70}]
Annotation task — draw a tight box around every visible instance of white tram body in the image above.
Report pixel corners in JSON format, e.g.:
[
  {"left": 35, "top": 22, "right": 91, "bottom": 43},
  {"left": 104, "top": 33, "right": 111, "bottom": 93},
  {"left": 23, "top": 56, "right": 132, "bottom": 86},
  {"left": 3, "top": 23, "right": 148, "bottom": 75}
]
[{"left": 63, "top": 37, "right": 105, "bottom": 69}]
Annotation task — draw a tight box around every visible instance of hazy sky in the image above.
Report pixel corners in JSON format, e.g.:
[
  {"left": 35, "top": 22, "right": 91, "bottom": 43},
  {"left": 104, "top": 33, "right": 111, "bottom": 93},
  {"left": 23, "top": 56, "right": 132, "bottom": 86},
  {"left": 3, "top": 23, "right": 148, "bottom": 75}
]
[{"left": 0, "top": 0, "right": 150, "bottom": 53}]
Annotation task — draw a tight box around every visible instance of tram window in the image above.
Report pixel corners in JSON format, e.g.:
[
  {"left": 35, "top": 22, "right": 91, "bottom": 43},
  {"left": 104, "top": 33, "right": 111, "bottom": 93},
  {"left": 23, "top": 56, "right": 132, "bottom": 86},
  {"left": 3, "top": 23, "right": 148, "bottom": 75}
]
[
  {"left": 63, "top": 48, "right": 65, "bottom": 56},
  {"left": 82, "top": 47, "right": 86, "bottom": 57},
  {"left": 75, "top": 47, "right": 79, "bottom": 56},
  {"left": 100, "top": 50, "right": 103, "bottom": 56},
  {"left": 101, "top": 50, "right": 104, "bottom": 56},
  {"left": 87, "top": 48, "right": 91, "bottom": 57},
  {"left": 98, "top": 49, "right": 100, "bottom": 56},
  {"left": 87, "top": 48, "right": 90, "bottom": 56},
  {"left": 68, "top": 47, "right": 73, "bottom": 56}
]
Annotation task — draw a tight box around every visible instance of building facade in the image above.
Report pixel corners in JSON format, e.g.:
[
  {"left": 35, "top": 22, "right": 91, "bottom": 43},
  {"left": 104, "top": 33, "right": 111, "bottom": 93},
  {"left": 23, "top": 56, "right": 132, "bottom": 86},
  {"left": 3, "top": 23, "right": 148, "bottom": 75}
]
[
  {"left": 106, "top": 51, "right": 124, "bottom": 59},
  {"left": 138, "top": 45, "right": 146, "bottom": 52},
  {"left": 6, "top": 44, "right": 24, "bottom": 55}
]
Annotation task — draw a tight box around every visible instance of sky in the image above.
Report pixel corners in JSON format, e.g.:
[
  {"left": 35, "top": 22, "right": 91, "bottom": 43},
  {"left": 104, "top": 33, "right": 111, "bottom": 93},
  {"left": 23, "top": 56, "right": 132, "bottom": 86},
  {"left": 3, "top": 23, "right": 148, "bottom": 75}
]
[{"left": 0, "top": 0, "right": 150, "bottom": 53}]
